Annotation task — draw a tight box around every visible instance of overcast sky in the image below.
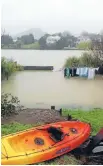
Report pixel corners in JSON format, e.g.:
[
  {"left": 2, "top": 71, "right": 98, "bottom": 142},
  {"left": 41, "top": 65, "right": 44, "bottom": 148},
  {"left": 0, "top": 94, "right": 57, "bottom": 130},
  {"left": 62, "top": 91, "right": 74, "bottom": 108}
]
[{"left": 1, "top": 0, "right": 103, "bottom": 35}]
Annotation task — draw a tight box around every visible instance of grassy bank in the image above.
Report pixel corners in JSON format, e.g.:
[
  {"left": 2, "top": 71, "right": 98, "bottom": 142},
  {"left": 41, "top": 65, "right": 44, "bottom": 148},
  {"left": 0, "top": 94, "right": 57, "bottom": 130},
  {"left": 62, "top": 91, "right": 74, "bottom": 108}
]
[
  {"left": 62, "top": 109, "right": 103, "bottom": 135},
  {"left": 2, "top": 109, "right": 103, "bottom": 136},
  {"left": 1, "top": 122, "right": 44, "bottom": 136}
]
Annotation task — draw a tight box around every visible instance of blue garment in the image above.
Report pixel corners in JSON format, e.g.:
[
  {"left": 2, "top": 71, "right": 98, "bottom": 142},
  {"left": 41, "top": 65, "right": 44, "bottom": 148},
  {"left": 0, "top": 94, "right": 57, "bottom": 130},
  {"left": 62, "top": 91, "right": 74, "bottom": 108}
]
[
  {"left": 66, "top": 68, "right": 70, "bottom": 77},
  {"left": 76, "top": 68, "right": 82, "bottom": 76},
  {"left": 80, "top": 67, "right": 88, "bottom": 77}
]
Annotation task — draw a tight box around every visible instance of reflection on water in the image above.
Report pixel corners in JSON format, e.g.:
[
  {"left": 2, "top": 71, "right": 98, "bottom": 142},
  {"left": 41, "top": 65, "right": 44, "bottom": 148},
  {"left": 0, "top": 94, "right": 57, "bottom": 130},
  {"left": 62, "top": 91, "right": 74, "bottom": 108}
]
[{"left": 1, "top": 71, "right": 103, "bottom": 109}]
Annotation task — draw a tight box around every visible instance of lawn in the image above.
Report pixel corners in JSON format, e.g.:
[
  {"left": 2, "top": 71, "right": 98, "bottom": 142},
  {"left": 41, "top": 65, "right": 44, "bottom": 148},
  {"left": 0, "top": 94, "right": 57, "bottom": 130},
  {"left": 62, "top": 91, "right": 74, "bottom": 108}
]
[
  {"left": 2, "top": 109, "right": 103, "bottom": 136},
  {"left": 62, "top": 109, "right": 103, "bottom": 135}
]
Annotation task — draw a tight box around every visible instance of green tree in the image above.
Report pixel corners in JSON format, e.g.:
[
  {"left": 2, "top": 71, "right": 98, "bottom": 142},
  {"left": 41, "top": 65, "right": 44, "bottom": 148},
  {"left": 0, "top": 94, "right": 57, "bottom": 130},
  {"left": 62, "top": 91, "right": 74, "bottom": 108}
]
[
  {"left": 90, "top": 34, "right": 103, "bottom": 64},
  {"left": 55, "top": 34, "right": 77, "bottom": 49},
  {"left": 20, "top": 34, "right": 35, "bottom": 45},
  {"left": 39, "top": 34, "right": 50, "bottom": 49},
  {"left": 1, "top": 35, "right": 13, "bottom": 46},
  {"left": 64, "top": 57, "right": 80, "bottom": 68},
  {"left": 77, "top": 41, "right": 91, "bottom": 50},
  {"left": 1, "top": 57, "right": 23, "bottom": 80}
]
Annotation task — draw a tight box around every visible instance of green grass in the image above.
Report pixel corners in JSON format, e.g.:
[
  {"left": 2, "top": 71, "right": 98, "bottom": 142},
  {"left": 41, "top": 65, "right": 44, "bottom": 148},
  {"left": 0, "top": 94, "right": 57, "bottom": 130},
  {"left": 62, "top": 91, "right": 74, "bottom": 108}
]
[
  {"left": 1, "top": 109, "right": 103, "bottom": 165},
  {"left": 62, "top": 109, "right": 103, "bottom": 135},
  {"left": 1, "top": 122, "right": 43, "bottom": 136},
  {"left": 21, "top": 42, "right": 40, "bottom": 49},
  {"left": 2, "top": 109, "right": 103, "bottom": 136}
]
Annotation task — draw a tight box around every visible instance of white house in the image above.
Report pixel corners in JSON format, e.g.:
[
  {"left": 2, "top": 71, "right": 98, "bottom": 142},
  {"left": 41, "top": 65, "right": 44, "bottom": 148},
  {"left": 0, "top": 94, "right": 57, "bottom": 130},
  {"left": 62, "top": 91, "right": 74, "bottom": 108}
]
[
  {"left": 46, "top": 35, "right": 61, "bottom": 44},
  {"left": 76, "top": 35, "right": 91, "bottom": 44}
]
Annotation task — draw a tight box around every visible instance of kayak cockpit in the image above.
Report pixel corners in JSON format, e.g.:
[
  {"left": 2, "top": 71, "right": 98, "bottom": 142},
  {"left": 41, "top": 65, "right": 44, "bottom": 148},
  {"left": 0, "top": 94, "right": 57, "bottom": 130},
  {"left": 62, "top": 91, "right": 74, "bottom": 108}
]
[
  {"left": 47, "top": 126, "right": 65, "bottom": 142},
  {"left": 5, "top": 126, "right": 65, "bottom": 154}
]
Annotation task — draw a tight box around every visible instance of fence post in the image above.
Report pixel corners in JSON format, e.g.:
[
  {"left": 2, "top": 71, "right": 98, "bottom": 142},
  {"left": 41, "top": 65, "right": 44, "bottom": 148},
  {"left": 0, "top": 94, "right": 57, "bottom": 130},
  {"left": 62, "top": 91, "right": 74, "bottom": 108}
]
[
  {"left": 59, "top": 108, "right": 62, "bottom": 116},
  {"left": 51, "top": 106, "right": 55, "bottom": 110},
  {"left": 67, "top": 114, "right": 72, "bottom": 121}
]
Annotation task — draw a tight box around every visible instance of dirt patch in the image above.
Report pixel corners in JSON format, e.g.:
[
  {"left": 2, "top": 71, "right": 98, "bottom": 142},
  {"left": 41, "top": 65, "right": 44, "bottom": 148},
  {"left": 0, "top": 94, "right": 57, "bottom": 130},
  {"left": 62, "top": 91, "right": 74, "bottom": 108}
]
[{"left": 1, "top": 108, "right": 67, "bottom": 125}]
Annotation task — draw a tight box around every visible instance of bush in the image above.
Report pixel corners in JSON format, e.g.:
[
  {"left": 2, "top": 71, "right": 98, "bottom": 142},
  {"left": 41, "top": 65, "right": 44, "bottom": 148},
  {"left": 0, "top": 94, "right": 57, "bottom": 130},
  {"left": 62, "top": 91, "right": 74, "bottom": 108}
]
[
  {"left": 77, "top": 41, "right": 91, "bottom": 50},
  {"left": 1, "top": 93, "right": 23, "bottom": 117},
  {"left": 1, "top": 57, "right": 24, "bottom": 80},
  {"left": 64, "top": 52, "right": 103, "bottom": 68},
  {"left": 64, "top": 56, "right": 80, "bottom": 68},
  {"left": 21, "top": 42, "right": 40, "bottom": 49},
  {"left": 79, "top": 52, "right": 95, "bottom": 67},
  {"left": 16, "top": 64, "right": 24, "bottom": 71}
]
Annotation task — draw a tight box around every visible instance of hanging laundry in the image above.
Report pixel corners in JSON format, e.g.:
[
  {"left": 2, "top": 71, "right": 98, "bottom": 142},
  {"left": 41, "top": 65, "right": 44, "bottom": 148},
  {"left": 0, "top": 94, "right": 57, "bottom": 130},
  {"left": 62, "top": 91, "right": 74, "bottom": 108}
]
[
  {"left": 83, "top": 67, "right": 88, "bottom": 77},
  {"left": 95, "top": 67, "right": 99, "bottom": 75},
  {"left": 79, "top": 67, "right": 88, "bottom": 77},
  {"left": 69, "top": 68, "right": 72, "bottom": 76},
  {"left": 66, "top": 68, "right": 70, "bottom": 77},
  {"left": 71, "top": 68, "right": 77, "bottom": 77},
  {"left": 64, "top": 68, "right": 67, "bottom": 77},
  {"left": 88, "top": 68, "right": 95, "bottom": 79},
  {"left": 76, "top": 68, "right": 80, "bottom": 76},
  {"left": 79, "top": 68, "right": 84, "bottom": 77},
  {"left": 98, "top": 66, "right": 103, "bottom": 75},
  {"left": 64, "top": 68, "right": 70, "bottom": 77}
]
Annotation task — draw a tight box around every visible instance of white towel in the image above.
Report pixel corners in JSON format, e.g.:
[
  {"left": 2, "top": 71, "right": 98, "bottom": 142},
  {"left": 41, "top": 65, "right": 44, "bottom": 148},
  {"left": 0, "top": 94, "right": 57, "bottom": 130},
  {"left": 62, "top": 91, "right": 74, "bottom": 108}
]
[
  {"left": 88, "top": 68, "right": 95, "bottom": 79},
  {"left": 76, "top": 68, "right": 80, "bottom": 75},
  {"left": 80, "top": 68, "right": 84, "bottom": 76}
]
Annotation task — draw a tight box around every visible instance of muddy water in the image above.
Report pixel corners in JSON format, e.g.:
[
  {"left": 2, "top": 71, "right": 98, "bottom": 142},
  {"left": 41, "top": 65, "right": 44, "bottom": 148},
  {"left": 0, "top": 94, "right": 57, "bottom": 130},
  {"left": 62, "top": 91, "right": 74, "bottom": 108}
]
[
  {"left": 1, "top": 50, "right": 103, "bottom": 109},
  {"left": 1, "top": 70, "right": 103, "bottom": 109},
  {"left": 1, "top": 50, "right": 83, "bottom": 69}
]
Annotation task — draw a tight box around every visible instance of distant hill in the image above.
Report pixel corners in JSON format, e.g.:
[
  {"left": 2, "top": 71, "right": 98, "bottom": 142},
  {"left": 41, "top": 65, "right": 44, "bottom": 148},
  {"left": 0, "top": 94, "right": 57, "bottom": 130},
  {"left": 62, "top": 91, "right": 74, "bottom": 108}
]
[{"left": 13, "top": 28, "right": 46, "bottom": 40}]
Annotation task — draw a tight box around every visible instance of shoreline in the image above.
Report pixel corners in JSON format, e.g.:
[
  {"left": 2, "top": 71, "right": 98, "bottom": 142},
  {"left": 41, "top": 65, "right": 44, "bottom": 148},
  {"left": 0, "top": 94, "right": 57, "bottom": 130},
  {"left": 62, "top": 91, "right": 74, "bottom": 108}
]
[
  {"left": 1, "top": 48, "right": 85, "bottom": 51},
  {"left": 1, "top": 108, "right": 66, "bottom": 125},
  {"left": 1, "top": 108, "right": 103, "bottom": 125}
]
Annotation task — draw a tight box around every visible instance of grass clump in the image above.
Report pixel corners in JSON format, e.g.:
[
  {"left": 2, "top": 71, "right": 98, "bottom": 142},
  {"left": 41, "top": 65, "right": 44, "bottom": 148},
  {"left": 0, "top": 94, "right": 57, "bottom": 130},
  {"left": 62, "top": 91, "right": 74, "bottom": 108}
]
[
  {"left": 1, "top": 123, "right": 32, "bottom": 136},
  {"left": 1, "top": 122, "right": 43, "bottom": 136}
]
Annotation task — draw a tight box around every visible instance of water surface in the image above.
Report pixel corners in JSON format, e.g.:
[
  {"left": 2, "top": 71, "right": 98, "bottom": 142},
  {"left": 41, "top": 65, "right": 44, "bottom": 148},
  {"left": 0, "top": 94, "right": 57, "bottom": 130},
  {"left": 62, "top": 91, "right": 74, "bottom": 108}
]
[{"left": 1, "top": 50, "right": 103, "bottom": 109}]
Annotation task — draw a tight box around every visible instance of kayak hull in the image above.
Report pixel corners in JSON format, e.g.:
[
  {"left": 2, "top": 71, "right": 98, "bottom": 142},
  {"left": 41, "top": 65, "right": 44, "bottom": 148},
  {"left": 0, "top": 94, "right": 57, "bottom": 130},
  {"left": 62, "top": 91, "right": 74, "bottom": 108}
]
[{"left": 1, "top": 121, "right": 91, "bottom": 165}]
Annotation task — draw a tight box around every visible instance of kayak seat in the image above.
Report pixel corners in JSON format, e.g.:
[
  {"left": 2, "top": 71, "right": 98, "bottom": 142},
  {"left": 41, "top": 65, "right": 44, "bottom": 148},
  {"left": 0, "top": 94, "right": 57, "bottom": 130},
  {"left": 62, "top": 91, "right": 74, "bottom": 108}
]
[{"left": 47, "top": 126, "right": 64, "bottom": 142}]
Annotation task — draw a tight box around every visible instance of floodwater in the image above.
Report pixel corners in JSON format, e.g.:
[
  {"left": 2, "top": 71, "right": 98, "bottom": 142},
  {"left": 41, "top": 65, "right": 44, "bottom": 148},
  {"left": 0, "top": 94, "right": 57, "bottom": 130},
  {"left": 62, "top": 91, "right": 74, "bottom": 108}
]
[{"left": 1, "top": 50, "right": 103, "bottom": 109}]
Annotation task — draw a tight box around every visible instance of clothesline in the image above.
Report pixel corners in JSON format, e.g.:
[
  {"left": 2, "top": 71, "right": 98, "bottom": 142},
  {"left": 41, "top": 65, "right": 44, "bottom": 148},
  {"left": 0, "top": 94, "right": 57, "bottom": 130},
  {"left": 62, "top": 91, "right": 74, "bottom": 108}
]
[{"left": 64, "top": 67, "right": 97, "bottom": 79}]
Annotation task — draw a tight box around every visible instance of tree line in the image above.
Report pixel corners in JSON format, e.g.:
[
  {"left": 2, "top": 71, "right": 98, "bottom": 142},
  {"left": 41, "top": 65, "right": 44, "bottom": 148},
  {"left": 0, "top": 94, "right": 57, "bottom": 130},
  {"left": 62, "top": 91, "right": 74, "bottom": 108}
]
[
  {"left": 1, "top": 30, "right": 103, "bottom": 51},
  {"left": 0, "top": 31, "right": 93, "bottom": 50},
  {"left": 1, "top": 32, "right": 77, "bottom": 49}
]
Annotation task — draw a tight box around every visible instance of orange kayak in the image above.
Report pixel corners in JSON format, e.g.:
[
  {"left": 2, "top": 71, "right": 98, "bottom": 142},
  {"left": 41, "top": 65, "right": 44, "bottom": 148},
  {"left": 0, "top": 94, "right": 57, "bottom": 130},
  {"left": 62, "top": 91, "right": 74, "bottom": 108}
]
[{"left": 1, "top": 121, "right": 91, "bottom": 165}]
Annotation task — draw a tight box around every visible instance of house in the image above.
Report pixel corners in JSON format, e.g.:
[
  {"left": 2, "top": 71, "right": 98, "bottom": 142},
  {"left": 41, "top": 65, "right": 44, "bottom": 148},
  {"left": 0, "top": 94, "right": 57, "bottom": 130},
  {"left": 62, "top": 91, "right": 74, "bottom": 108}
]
[
  {"left": 76, "top": 35, "right": 91, "bottom": 45},
  {"left": 46, "top": 35, "right": 61, "bottom": 44}
]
